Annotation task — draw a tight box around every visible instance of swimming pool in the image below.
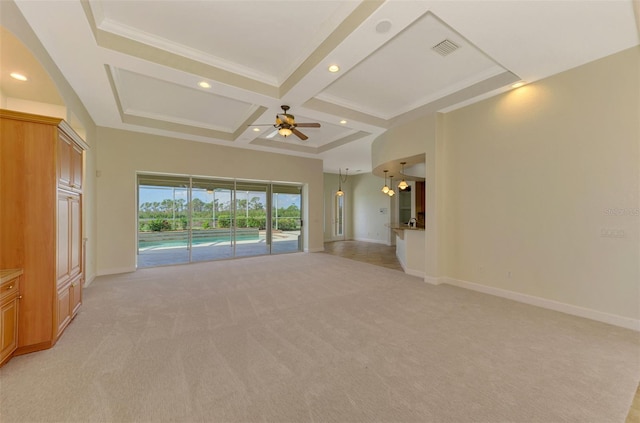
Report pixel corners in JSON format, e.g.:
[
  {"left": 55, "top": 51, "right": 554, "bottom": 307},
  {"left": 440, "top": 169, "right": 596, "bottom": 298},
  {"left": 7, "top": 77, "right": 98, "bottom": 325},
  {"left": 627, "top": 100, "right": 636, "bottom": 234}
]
[{"left": 138, "top": 233, "right": 260, "bottom": 250}]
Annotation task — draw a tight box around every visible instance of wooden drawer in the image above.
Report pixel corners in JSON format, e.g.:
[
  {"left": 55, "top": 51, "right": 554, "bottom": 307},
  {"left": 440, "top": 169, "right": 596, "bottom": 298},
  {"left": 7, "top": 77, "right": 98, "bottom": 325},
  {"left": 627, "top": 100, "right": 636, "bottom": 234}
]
[{"left": 0, "top": 276, "right": 20, "bottom": 302}]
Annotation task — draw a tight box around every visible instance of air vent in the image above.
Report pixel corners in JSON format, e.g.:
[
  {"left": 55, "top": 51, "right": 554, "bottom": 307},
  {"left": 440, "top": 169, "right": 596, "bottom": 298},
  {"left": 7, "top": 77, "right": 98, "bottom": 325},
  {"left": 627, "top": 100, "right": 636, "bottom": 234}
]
[{"left": 432, "top": 39, "right": 460, "bottom": 56}]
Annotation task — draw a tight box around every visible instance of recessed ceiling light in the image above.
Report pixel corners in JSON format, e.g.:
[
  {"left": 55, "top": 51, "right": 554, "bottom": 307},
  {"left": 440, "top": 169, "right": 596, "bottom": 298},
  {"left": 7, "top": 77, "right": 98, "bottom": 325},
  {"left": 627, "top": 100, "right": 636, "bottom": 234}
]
[
  {"left": 340, "top": 120, "right": 347, "bottom": 124},
  {"left": 198, "top": 81, "right": 211, "bottom": 88},
  {"left": 511, "top": 81, "right": 526, "bottom": 89},
  {"left": 252, "top": 128, "right": 260, "bottom": 132},
  {"left": 328, "top": 64, "right": 340, "bottom": 73},
  {"left": 10, "top": 72, "right": 27, "bottom": 81},
  {"left": 375, "top": 19, "right": 392, "bottom": 34}
]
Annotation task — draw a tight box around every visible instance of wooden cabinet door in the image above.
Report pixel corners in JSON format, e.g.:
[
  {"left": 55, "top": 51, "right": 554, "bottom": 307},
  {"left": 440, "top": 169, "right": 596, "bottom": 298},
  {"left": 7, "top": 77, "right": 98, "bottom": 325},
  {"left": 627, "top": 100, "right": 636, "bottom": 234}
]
[
  {"left": 57, "top": 133, "right": 72, "bottom": 188},
  {"left": 58, "top": 191, "right": 81, "bottom": 283},
  {"left": 70, "top": 275, "right": 82, "bottom": 317},
  {"left": 57, "top": 192, "right": 71, "bottom": 284},
  {"left": 1, "top": 296, "right": 19, "bottom": 365},
  {"left": 56, "top": 283, "right": 72, "bottom": 336},
  {"left": 71, "top": 144, "right": 83, "bottom": 191},
  {"left": 69, "top": 194, "right": 82, "bottom": 278}
]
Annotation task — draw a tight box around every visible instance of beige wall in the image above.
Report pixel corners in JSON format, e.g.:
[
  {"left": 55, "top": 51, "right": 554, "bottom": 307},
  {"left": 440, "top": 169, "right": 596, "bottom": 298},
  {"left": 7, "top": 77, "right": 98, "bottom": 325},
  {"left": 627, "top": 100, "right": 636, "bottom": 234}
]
[
  {"left": 371, "top": 114, "right": 438, "bottom": 278},
  {"left": 442, "top": 46, "right": 640, "bottom": 322},
  {"left": 96, "top": 128, "right": 324, "bottom": 274},
  {"left": 350, "top": 173, "right": 395, "bottom": 245}
]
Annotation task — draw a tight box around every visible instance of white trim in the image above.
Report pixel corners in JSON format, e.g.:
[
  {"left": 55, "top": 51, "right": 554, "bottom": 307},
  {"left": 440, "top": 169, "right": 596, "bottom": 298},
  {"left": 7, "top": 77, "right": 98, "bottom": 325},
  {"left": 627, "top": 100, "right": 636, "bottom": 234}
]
[
  {"left": 404, "top": 268, "right": 425, "bottom": 278},
  {"left": 444, "top": 277, "right": 640, "bottom": 332},
  {"left": 96, "top": 266, "right": 136, "bottom": 276},
  {"left": 396, "top": 252, "right": 426, "bottom": 279},
  {"left": 424, "top": 275, "right": 443, "bottom": 285},
  {"left": 84, "top": 272, "right": 97, "bottom": 287}
]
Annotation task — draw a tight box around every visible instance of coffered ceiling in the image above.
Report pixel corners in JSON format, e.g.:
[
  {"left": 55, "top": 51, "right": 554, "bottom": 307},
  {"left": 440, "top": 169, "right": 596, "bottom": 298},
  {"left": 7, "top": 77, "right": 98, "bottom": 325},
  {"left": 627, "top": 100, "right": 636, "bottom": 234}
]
[{"left": 2, "top": 1, "right": 638, "bottom": 174}]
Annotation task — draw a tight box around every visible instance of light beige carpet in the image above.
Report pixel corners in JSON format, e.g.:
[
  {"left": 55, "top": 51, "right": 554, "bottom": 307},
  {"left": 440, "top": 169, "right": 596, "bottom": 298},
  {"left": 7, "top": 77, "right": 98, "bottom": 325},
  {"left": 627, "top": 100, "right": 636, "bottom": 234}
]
[{"left": 1, "top": 252, "right": 638, "bottom": 422}]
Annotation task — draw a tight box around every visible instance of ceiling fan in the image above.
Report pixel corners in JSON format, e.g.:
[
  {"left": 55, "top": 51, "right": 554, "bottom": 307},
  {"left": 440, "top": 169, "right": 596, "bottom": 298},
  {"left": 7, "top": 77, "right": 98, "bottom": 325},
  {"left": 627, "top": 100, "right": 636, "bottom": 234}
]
[{"left": 251, "top": 105, "right": 321, "bottom": 141}]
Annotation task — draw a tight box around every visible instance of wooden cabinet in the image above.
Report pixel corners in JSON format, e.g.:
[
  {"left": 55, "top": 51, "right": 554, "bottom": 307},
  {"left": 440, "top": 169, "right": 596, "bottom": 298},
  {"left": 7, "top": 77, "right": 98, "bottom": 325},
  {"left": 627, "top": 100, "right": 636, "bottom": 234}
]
[
  {"left": 0, "top": 110, "right": 86, "bottom": 361},
  {"left": 58, "top": 132, "right": 83, "bottom": 192},
  {"left": 57, "top": 191, "right": 82, "bottom": 284},
  {"left": 56, "top": 274, "right": 82, "bottom": 336},
  {"left": 0, "top": 270, "right": 22, "bottom": 367}
]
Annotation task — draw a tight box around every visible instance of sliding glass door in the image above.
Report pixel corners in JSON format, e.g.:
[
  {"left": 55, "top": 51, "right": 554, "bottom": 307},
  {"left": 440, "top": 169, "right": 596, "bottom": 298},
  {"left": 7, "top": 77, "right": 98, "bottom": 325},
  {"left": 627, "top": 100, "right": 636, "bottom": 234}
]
[
  {"left": 137, "top": 174, "right": 303, "bottom": 268},
  {"left": 191, "top": 178, "right": 234, "bottom": 262},
  {"left": 138, "top": 175, "right": 190, "bottom": 267},
  {"left": 272, "top": 184, "right": 302, "bottom": 254},
  {"left": 234, "top": 182, "right": 269, "bottom": 258}
]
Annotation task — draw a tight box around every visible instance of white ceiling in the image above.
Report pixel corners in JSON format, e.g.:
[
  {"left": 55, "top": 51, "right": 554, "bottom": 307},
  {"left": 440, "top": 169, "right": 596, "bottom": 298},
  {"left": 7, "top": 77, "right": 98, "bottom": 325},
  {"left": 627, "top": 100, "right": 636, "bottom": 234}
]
[{"left": 2, "top": 0, "right": 638, "bottom": 174}]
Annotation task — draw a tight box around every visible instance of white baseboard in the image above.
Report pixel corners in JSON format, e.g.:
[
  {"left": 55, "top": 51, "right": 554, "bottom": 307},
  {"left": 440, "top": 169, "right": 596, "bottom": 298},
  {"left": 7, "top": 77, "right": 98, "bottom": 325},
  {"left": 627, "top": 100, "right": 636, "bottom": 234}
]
[
  {"left": 96, "top": 266, "right": 136, "bottom": 277},
  {"left": 396, "top": 254, "right": 425, "bottom": 279},
  {"left": 306, "top": 247, "right": 324, "bottom": 253},
  {"left": 405, "top": 268, "right": 425, "bottom": 278},
  {"left": 444, "top": 277, "right": 640, "bottom": 332},
  {"left": 84, "top": 272, "right": 97, "bottom": 287},
  {"left": 424, "top": 275, "right": 443, "bottom": 285}
]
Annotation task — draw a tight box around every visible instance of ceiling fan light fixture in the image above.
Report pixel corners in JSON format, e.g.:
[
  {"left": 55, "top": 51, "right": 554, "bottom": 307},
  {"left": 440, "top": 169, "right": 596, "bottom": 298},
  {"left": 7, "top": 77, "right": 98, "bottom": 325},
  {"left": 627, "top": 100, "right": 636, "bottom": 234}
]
[
  {"left": 381, "top": 170, "right": 389, "bottom": 193},
  {"left": 278, "top": 127, "right": 292, "bottom": 137},
  {"left": 398, "top": 162, "right": 408, "bottom": 190}
]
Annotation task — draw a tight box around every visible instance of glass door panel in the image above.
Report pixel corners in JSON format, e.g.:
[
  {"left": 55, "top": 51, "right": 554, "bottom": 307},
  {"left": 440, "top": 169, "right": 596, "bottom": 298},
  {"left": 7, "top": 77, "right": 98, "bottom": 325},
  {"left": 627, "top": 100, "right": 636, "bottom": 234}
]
[
  {"left": 335, "top": 194, "right": 344, "bottom": 238},
  {"left": 234, "top": 182, "right": 268, "bottom": 257},
  {"left": 272, "top": 184, "right": 302, "bottom": 254},
  {"left": 137, "top": 175, "right": 190, "bottom": 268},
  {"left": 191, "top": 178, "right": 234, "bottom": 262},
  {"left": 138, "top": 174, "right": 305, "bottom": 267}
]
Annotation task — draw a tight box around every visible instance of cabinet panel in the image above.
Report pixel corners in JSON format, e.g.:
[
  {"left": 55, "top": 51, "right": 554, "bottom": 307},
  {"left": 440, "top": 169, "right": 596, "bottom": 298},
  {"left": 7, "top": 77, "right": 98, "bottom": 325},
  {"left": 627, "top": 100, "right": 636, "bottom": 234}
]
[
  {"left": 56, "top": 283, "right": 72, "bottom": 336},
  {"left": 1, "top": 297, "right": 19, "bottom": 364},
  {"left": 1, "top": 274, "right": 20, "bottom": 366},
  {"left": 70, "top": 275, "right": 82, "bottom": 317},
  {"left": 57, "top": 193, "right": 70, "bottom": 283},
  {"left": 71, "top": 144, "right": 83, "bottom": 191},
  {"left": 57, "top": 133, "right": 72, "bottom": 187},
  {"left": 70, "top": 194, "right": 82, "bottom": 278}
]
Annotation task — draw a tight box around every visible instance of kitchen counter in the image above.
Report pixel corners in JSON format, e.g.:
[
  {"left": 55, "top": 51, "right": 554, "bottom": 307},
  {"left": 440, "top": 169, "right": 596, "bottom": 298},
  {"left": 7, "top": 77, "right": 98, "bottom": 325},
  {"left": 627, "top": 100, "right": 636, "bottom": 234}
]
[
  {"left": 386, "top": 225, "right": 425, "bottom": 278},
  {"left": 0, "top": 269, "right": 23, "bottom": 284},
  {"left": 387, "top": 224, "right": 424, "bottom": 240}
]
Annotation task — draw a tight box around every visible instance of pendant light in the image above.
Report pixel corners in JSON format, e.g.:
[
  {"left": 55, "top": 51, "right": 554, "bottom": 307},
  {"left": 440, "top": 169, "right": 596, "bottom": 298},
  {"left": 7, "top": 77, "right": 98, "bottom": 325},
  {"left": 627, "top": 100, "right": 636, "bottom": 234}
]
[
  {"left": 387, "top": 175, "right": 395, "bottom": 197},
  {"left": 336, "top": 168, "right": 348, "bottom": 196},
  {"left": 398, "top": 161, "right": 408, "bottom": 190},
  {"left": 381, "top": 170, "right": 390, "bottom": 194}
]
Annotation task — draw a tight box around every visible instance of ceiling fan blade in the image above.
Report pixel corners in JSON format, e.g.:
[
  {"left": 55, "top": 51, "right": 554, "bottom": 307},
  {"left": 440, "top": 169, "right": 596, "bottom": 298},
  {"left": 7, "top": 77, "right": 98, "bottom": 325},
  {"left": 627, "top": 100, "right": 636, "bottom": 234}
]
[
  {"left": 265, "top": 129, "right": 278, "bottom": 139},
  {"left": 248, "top": 124, "right": 276, "bottom": 126},
  {"left": 291, "top": 128, "right": 308, "bottom": 141},
  {"left": 295, "top": 123, "right": 321, "bottom": 128}
]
